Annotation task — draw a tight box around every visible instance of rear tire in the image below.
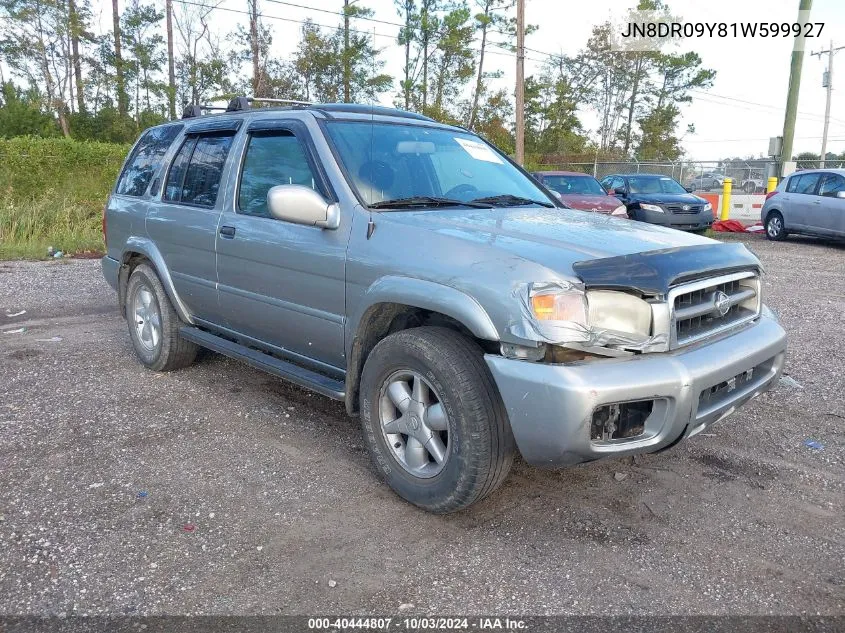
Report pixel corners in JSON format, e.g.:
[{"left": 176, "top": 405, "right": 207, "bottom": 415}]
[
  {"left": 125, "top": 263, "right": 198, "bottom": 371},
  {"left": 765, "top": 211, "right": 788, "bottom": 241},
  {"left": 359, "top": 327, "right": 514, "bottom": 513}
]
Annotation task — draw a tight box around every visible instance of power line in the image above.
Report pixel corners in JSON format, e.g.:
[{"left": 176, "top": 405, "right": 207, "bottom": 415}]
[
  {"left": 689, "top": 89, "right": 845, "bottom": 126},
  {"left": 175, "top": 0, "right": 399, "bottom": 41},
  {"left": 261, "top": 0, "right": 405, "bottom": 29}
]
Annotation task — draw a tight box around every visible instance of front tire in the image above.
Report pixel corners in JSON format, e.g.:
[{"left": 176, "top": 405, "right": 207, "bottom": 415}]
[
  {"left": 765, "top": 211, "right": 788, "bottom": 241},
  {"left": 125, "top": 263, "right": 198, "bottom": 371},
  {"left": 359, "top": 327, "right": 514, "bottom": 513}
]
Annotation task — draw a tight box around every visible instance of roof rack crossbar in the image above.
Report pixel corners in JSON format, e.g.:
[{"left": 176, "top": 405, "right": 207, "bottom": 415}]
[{"left": 247, "top": 96, "right": 315, "bottom": 106}]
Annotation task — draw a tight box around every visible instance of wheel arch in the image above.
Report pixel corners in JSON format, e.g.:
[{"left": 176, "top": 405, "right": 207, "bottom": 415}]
[
  {"left": 344, "top": 277, "right": 500, "bottom": 416},
  {"left": 764, "top": 206, "right": 785, "bottom": 226},
  {"left": 118, "top": 237, "right": 193, "bottom": 323}
]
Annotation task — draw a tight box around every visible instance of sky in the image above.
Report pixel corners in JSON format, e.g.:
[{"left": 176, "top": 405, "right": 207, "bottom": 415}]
[{"left": 78, "top": 0, "right": 845, "bottom": 160}]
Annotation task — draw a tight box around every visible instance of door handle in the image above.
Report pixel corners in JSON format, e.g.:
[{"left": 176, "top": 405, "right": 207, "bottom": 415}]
[{"left": 219, "top": 225, "right": 236, "bottom": 239}]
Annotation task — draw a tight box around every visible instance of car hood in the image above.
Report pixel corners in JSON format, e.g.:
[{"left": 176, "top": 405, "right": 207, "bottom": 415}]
[
  {"left": 379, "top": 206, "right": 713, "bottom": 273},
  {"left": 628, "top": 192, "right": 707, "bottom": 205},
  {"left": 558, "top": 194, "right": 621, "bottom": 212}
]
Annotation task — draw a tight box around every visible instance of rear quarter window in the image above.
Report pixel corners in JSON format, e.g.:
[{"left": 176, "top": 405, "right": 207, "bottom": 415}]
[
  {"left": 115, "top": 125, "right": 183, "bottom": 196},
  {"left": 786, "top": 173, "right": 821, "bottom": 194},
  {"left": 163, "top": 133, "right": 235, "bottom": 207}
]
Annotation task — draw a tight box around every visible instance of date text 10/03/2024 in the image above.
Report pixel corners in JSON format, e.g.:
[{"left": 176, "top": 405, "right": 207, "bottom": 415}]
[{"left": 307, "top": 617, "right": 528, "bottom": 630}]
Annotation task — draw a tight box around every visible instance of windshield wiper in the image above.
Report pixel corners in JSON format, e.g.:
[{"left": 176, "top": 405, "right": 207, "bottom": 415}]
[
  {"left": 469, "top": 194, "right": 555, "bottom": 208},
  {"left": 369, "top": 196, "right": 490, "bottom": 210}
]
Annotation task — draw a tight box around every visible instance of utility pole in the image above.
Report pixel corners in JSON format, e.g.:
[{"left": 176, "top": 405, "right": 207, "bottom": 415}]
[
  {"left": 811, "top": 41, "right": 844, "bottom": 167},
  {"left": 515, "top": 0, "right": 525, "bottom": 165},
  {"left": 780, "top": 0, "right": 812, "bottom": 176},
  {"left": 166, "top": 0, "right": 176, "bottom": 119},
  {"left": 250, "top": 0, "right": 261, "bottom": 96},
  {"left": 343, "top": 0, "right": 351, "bottom": 103}
]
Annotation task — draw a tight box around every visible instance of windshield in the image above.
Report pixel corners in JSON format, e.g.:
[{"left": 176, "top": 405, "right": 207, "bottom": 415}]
[
  {"left": 628, "top": 176, "right": 687, "bottom": 194},
  {"left": 324, "top": 120, "right": 552, "bottom": 207},
  {"left": 541, "top": 175, "right": 606, "bottom": 196}
]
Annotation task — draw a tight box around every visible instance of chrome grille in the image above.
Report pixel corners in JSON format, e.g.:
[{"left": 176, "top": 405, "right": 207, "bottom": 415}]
[
  {"left": 666, "top": 204, "right": 703, "bottom": 214},
  {"left": 669, "top": 271, "right": 761, "bottom": 348}
]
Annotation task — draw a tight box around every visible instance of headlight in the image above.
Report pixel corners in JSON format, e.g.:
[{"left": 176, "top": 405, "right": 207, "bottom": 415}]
[
  {"left": 703, "top": 202, "right": 713, "bottom": 212},
  {"left": 530, "top": 290, "right": 587, "bottom": 323},
  {"left": 611, "top": 205, "right": 627, "bottom": 216},
  {"left": 529, "top": 287, "right": 651, "bottom": 337},
  {"left": 586, "top": 290, "right": 652, "bottom": 337},
  {"left": 639, "top": 203, "right": 663, "bottom": 213}
]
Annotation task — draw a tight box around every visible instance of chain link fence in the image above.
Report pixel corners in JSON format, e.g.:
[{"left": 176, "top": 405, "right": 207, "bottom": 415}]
[{"left": 532, "top": 157, "right": 845, "bottom": 194}]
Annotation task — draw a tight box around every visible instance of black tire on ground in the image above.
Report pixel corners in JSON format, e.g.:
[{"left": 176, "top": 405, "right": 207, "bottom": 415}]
[
  {"left": 765, "top": 211, "right": 788, "bottom": 242},
  {"left": 359, "top": 327, "right": 515, "bottom": 513},
  {"left": 125, "top": 263, "right": 198, "bottom": 371}
]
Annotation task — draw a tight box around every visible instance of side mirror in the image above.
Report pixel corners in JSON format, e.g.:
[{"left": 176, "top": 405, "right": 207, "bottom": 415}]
[
  {"left": 685, "top": 186, "right": 694, "bottom": 193},
  {"left": 267, "top": 185, "right": 339, "bottom": 229},
  {"left": 837, "top": 190, "right": 845, "bottom": 199},
  {"left": 551, "top": 190, "right": 563, "bottom": 200},
  {"left": 613, "top": 188, "right": 626, "bottom": 196}
]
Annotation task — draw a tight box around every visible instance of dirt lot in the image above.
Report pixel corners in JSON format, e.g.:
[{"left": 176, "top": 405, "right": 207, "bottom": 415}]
[{"left": 0, "top": 234, "right": 843, "bottom": 616}]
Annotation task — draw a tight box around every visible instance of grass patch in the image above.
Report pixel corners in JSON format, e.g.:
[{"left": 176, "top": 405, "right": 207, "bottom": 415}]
[
  {"left": 0, "top": 137, "right": 128, "bottom": 259},
  {"left": 0, "top": 195, "right": 105, "bottom": 259}
]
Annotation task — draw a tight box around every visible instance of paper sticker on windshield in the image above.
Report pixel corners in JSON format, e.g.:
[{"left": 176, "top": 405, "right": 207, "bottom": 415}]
[{"left": 454, "top": 137, "right": 503, "bottom": 164}]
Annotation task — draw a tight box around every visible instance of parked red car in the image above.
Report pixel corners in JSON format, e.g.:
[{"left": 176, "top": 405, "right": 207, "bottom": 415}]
[{"left": 532, "top": 171, "right": 628, "bottom": 218}]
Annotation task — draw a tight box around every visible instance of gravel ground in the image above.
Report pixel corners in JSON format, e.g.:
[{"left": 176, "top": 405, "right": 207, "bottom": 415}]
[{"left": 0, "top": 234, "right": 843, "bottom": 616}]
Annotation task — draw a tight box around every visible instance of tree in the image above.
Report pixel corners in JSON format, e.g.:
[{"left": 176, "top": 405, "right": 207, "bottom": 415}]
[
  {"left": 467, "top": 0, "right": 509, "bottom": 129},
  {"left": 0, "top": 0, "right": 74, "bottom": 135},
  {"left": 165, "top": 0, "right": 176, "bottom": 118},
  {"left": 293, "top": 14, "right": 391, "bottom": 104},
  {"left": 429, "top": 5, "right": 474, "bottom": 119},
  {"left": 67, "top": 0, "right": 93, "bottom": 114},
  {"left": 112, "top": 0, "right": 128, "bottom": 116},
  {"left": 121, "top": 0, "right": 166, "bottom": 118},
  {"left": 173, "top": 0, "right": 228, "bottom": 105},
  {"left": 471, "top": 87, "right": 513, "bottom": 152},
  {"left": 248, "top": 0, "right": 262, "bottom": 96},
  {"left": 0, "top": 81, "right": 60, "bottom": 137},
  {"left": 395, "top": 0, "right": 418, "bottom": 109},
  {"left": 416, "top": 0, "right": 440, "bottom": 109}
]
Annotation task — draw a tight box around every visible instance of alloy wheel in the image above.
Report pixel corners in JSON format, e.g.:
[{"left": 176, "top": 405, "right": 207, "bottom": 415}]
[{"left": 378, "top": 370, "right": 451, "bottom": 478}]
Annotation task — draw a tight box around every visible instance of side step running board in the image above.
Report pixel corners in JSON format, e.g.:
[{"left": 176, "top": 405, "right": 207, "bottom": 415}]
[{"left": 179, "top": 326, "right": 345, "bottom": 400}]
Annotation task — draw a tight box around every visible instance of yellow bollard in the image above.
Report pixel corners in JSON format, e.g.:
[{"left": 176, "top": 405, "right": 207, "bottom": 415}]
[
  {"left": 720, "top": 177, "right": 732, "bottom": 221},
  {"left": 767, "top": 176, "right": 778, "bottom": 193}
]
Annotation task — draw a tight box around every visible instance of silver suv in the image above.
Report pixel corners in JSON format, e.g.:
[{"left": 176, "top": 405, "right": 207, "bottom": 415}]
[
  {"left": 102, "top": 100, "right": 787, "bottom": 513},
  {"left": 762, "top": 168, "right": 845, "bottom": 241}
]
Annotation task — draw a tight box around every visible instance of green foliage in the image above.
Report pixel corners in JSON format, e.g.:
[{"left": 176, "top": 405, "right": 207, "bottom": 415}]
[
  {"left": 0, "top": 137, "right": 128, "bottom": 258},
  {"left": 0, "top": 83, "right": 61, "bottom": 139}
]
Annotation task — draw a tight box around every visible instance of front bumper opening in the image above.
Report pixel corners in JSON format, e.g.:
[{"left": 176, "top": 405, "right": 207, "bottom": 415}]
[{"left": 590, "top": 400, "right": 655, "bottom": 441}]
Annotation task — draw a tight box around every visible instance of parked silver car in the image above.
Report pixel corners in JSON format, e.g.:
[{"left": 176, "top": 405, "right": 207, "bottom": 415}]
[
  {"left": 762, "top": 168, "right": 845, "bottom": 240},
  {"left": 102, "top": 99, "right": 787, "bottom": 513}
]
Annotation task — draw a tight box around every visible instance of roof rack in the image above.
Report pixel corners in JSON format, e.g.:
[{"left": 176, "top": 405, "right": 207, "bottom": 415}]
[
  {"left": 247, "top": 96, "right": 314, "bottom": 106},
  {"left": 181, "top": 95, "right": 315, "bottom": 119},
  {"left": 179, "top": 96, "right": 434, "bottom": 123}
]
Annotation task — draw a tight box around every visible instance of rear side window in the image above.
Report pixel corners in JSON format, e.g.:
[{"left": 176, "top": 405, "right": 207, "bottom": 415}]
[
  {"left": 787, "top": 173, "right": 821, "bottom": 194},
  {"left": 164, "top": 133, "right": 235, "bottom": 207},
  {"left": 115, "top": 125, "right": 182, "bottom": 196},
  {"left": 237, "top": 131, "right": 321, "bottom": 218},
  {"left": 818, "top": 173, "right": 845, "bottom": 197}
]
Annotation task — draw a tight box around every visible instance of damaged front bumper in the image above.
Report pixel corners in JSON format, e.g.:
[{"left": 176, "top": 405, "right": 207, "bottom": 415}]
[{"left": 485, "top": 312, "right": 787, "bottom": 467}]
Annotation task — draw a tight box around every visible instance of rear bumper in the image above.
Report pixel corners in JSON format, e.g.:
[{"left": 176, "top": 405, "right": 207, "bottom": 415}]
[
  {"left": 485, "top": 313, "right": 787, "bottom": 467},
  {"left": 101, "top": 255, "right": 120, "bottom": 291}
]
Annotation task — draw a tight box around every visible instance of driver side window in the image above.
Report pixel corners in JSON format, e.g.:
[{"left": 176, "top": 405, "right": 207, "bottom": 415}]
[{"left": 238, "top": 131, "right": 319, "bottom": 218}]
